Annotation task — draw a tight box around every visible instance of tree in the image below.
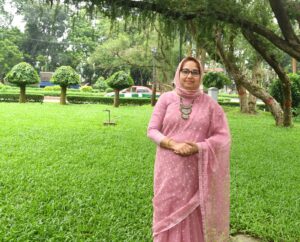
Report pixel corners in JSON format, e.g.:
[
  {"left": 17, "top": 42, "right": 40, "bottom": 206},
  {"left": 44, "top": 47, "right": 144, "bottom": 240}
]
[
  {"left": 66, "top": 10, "right": 110, "bottom": 83},
  {"left": 0, "top": 0, "right": 13, "bottom": 27},
  {"left": 0, "top": 39, "right": 23, "bottom": 82},
  {"left": 50, "top": 66, "right": 80, "bottom": 104},
  {"left": 4, "top": 62, "right": 40, "bottom": 103},
  {"left": 55, "top": 0, "right": 300, "bottom": 127},
  {"left": 202, "top": 72, "right": 231, "bottom": 90},
  {"left": 20, "top": 2, "right": 69, "bottom": 70},
  {"left": 106, "top": 70, "right": 134, "bottom": 107},
  {"left": 93, "top": 76, "right": 108, "bottom": 91},
  {"left": 89, "top": 20, "right": 181, "bottom": 87}
]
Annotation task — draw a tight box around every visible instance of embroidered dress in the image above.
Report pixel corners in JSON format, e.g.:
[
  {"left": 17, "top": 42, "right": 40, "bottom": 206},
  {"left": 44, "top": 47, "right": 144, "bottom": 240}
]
[{"left": 147, "top": 58, "right": 231, "bottom": 242}]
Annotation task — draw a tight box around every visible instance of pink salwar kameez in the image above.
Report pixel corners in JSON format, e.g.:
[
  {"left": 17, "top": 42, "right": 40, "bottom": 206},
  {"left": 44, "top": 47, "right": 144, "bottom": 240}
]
[{"left": 147, "top": 58, "right": 231, "bottom": 242}]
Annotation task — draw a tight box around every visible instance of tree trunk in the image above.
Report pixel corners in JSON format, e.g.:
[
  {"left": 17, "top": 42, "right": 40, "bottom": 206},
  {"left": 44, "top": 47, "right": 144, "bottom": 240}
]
[
  {"left": 60, "top": 86, "right": 67, "bottom": 105},
  {"left": 19, "top": 85, "right": 26, "bottom": 103},
  {"left": 114, "top": 89, "right": 120, "bottom": 107},
  {"left": 248, "top": 60, "right": 262, "bottom": 114},
  {"left": 281, "top": 78, "right": 293, "bottom": 126},
  {"left": 215, "top": 31, "right": 284, "bottom": 126},
  {"left": 151, "top": 82, "right": 157, "bottom": 106},
  {"left": 242, "top": 29, "right": 292, "bottom": 126},
  {"left": 196, "top": 47, "right": 206, "bottom": 91},
  {"left": 292, "top": 58, "right": 297, "bottom": 73},
  {"left": 236, "top": 83, "right": 249, "bottom": 113}
]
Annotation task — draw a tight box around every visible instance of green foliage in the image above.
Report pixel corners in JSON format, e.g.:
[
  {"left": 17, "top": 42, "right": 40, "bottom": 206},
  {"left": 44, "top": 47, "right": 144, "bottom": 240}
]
[
  {"left": 202, "top": 72, "right": 231, "bottom": 89},
  {"left": 4, "top": 62, "right": 40, "bottom": 86},
  {"left": 67, "top": 95, "right": 151, "bottom": 105},
  {"left": 0, "top": 39, "right": 23, "bottom": 80},
  {"left": 0, "top": 83, "right": 8, "bottom": 91},
  {"left": 80, "top": 85, "right": 93, "bottom": 92},
  {"left": 50, "top": 66, "right": 80, "bottom": 87},
  {"left": 21, "top": 3, "right": 69, "bottom": 70},
  {"left": 0, "top": 93, "right": 43, "bottom": 103},
  {"left": 270, "top": 73, "right": 300, "bottom": 109},
  {"left": 44, "top": 85, "right": 61, "bottom": 91},
  {"left": 93, "top": 76, "right": 108, "bottom": 91},
  {"left": 105, "top": 87, "right": 113, "bottom": 93},
  {"left": 106, "top": 71, "right": 134, "bottom": 90}
]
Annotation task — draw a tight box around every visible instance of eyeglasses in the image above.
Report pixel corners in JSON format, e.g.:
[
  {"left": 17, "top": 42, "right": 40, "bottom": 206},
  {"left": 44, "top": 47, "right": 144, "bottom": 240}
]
[{"left": 180, "top": 69, "right": 200, "bottom": 77}]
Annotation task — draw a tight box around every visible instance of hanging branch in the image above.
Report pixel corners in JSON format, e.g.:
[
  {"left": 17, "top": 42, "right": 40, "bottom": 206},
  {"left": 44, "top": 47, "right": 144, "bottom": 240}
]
[{"left": 215, "top": 30, "right": 284, "bottom": 126}]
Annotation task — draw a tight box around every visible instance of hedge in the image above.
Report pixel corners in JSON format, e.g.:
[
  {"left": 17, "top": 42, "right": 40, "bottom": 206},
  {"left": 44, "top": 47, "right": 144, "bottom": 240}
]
[
  {"left": 66, "top": 95, "right": 268, "bottom": 109},
  {"left": 0, "top": 93, "right": 44, "bottom": 103},
  {"left": 66, "top": 95, "right": 151, "bottom": 105},
  {"left": 218, "top": 101, "right": 266, "bottom": 110}
]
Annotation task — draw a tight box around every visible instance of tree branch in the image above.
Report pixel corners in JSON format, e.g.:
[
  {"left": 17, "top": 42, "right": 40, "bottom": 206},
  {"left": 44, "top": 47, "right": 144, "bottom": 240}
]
[
  {"left": 106, "top": 0, "right": 300, "bottom": 60},
  {"left": 268, "top": 0, "right": 300, "bottom": 44},
  {"left": 215, "top": 30, "right": 284, "bottom": 125}
]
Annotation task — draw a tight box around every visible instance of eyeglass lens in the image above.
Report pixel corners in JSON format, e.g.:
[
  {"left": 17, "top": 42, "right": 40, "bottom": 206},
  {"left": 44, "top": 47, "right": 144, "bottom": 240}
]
[{"left": 181, "top": 69, "right": 200, "bottom": 76}]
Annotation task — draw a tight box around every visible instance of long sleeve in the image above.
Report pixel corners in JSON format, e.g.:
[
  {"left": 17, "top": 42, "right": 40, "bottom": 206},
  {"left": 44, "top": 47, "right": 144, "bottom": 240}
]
[{"left": 147, "top": 93, "right": 168, "bottom": 145}]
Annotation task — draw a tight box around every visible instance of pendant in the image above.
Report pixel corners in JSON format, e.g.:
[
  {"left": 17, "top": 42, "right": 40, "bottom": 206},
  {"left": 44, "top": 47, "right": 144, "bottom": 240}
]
[
  {"left": 180, "top": 104, "right": 193, "bottom": 120},
  {"left": 179, "top": 97, "right": 195, "bottom": 120},
  {"left": 181, "top": 113, "right": 190, "bottom": 120}
]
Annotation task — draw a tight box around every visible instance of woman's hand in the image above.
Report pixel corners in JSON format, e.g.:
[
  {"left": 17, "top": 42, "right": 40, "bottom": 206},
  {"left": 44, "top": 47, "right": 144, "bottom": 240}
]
[
  {"left": 173, "top": 142, "right": 199, "bottom": 156},
  {"left": 160, "top": 138, "right": 199, "bottom": 156}
]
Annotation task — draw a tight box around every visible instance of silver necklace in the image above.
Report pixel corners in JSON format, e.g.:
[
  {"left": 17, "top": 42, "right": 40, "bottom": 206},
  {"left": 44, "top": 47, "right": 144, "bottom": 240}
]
[{"left": 180, "top": 97, "right": 195, "bottom": 120}]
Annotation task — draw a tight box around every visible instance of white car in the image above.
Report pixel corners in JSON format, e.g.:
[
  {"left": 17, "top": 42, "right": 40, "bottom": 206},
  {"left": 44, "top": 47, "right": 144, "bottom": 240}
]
[{"left": 105, "top": 86, "right": 160, "bottom": 97}]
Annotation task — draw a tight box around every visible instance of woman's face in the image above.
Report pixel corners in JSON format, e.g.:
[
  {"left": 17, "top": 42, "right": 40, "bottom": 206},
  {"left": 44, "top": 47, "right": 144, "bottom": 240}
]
[{"left": 179, "top": 60, "right": 201, "bottom": 91}]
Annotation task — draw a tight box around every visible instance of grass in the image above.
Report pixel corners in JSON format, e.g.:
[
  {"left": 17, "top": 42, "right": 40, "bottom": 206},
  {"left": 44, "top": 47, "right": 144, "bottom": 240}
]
[{"left": 0, "top": 103, "right": 299, "bottom": 241}]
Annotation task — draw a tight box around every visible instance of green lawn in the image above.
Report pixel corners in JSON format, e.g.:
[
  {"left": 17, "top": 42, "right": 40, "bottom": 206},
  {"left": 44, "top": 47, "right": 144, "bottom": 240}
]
[{"left": 0, "top": 103, "right": 299, "bottom": 241}]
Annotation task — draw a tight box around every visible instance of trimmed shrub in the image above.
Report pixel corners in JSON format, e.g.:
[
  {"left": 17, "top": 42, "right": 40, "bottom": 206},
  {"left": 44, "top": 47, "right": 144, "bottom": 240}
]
[
  {"left": 106, "top": 71, "right": 134, "bottom": 90},
  {"left": 50, "top": 66, "right": 80, "bottom": 104},
  {"left": 4, "top": 62, "right": 40, "bottom": 103},
  {"left": 50, "top": 66, "right": 80, "bottom": 87},
  {"left": 0, "top": 93, "right": 44, "bottom": 103},
  {"left": 44, "top": 85, "right": 61, "bottom": 91},
  {"left": 80, "top": 86, "right": 93, "bottom": 92},
  {"left": 106, "top": 71, "right": 134, "bottom": 107},
  {"left": 67, "top": 95, "right": 151, "bottom": 105}
]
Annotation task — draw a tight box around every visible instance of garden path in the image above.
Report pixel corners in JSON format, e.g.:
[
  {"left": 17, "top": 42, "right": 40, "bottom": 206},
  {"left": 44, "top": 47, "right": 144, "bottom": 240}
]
[
  {"left": 231, "top": 234, "right": 261, "bottom": 242},
  {"left": 43, "top": 96, "right": 60, "bottom": 103}
]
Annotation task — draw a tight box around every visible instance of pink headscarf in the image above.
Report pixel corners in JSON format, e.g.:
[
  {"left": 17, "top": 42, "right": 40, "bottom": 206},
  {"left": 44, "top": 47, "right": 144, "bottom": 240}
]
[{"left": 174, "top": 57, "right": 204, "bottom": 98}]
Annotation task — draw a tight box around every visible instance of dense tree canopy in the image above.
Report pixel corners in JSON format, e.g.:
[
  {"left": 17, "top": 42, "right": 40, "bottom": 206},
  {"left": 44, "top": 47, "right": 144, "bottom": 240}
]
[
  {"left": 46, "top": 0, "right": 300, "bottom": 59},
  {"left": 54, "top": 0, "right": 299, "bottom": 126}
]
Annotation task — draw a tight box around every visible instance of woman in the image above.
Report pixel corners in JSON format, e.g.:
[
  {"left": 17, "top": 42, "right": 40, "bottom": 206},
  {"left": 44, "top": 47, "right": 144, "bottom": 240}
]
[{"left": 147, "top": 57, "right": 231, "bottom": 242}]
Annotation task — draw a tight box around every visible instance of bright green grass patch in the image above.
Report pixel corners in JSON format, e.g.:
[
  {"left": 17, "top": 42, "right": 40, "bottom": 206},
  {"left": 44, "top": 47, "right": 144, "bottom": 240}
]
[{"left": 0, "top": 103, "right": 299, "bottom": 241}]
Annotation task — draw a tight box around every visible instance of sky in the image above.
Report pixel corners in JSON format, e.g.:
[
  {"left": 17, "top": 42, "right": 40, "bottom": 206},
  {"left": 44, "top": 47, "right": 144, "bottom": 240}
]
[{"left": 3, "top": 0, "right": 25, "bottom": 31}]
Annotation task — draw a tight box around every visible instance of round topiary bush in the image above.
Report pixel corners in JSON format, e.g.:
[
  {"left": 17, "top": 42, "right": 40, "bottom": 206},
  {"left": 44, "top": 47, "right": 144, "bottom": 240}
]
[
  {"left": 50, "top": 66, "right": 80, "bottom": 105},
  {"left": 106, "top": 71, "right": 134, "bottom": 107},
  {"left": 4, "top": 62, "right": 40, "bottom": 103}
]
